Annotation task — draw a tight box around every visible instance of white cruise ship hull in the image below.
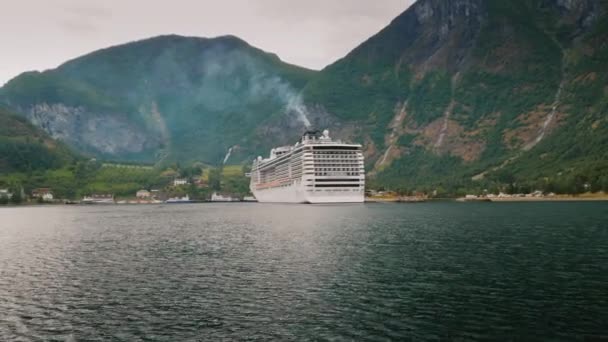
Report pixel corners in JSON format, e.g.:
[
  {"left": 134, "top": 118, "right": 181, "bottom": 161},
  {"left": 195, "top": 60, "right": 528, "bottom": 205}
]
[
  {"left": 250, "top": 129, "right": 365, "bottom": 204},
  {"left": 252, "top": 183, "right": 364, "bottom": 204}
]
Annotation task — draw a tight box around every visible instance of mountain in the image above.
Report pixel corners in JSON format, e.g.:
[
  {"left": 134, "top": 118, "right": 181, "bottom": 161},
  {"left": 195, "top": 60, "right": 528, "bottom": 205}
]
[
  {"left": 0, "top": 35, "right": 317, "bottom": 165},
  {"left": 0, "top": 106, "right": 76, "bottom": 173},
  {"left": 304, "top": 0, "right": 608, "bottom": 193},
  {"left": 1, "top": 1, "right": 607, "bottom": 193}
]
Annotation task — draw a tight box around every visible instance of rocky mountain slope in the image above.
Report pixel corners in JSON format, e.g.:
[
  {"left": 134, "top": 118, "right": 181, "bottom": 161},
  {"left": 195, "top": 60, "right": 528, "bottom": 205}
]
[
  {"left": 304, "top": 0, "right": 608, "bottom": 191},
  {"left": 1, "top": 0, "right": 607, "bottom": 192}
]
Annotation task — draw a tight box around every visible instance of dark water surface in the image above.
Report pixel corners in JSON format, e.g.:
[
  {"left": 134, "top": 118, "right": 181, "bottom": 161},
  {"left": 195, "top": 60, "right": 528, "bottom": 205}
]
[{"left": 0, "top": 202, "right": 607, "bottom": 341}]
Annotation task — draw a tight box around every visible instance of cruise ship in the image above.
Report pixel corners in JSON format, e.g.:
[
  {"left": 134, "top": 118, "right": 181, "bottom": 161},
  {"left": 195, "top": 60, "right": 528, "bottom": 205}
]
[{"left": 250, "top": 129, "right": 365, "bottom": 203}]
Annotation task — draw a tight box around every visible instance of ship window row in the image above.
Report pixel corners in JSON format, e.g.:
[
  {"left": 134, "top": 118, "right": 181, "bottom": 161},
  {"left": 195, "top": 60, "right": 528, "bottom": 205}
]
[
  {"left": 313, "top": 150, "right": 358, "bottom": 153},
  {"left": 313, "top": 159, "right": 361, "bottom": 163},
  {"left": 312, "top": 148, "right": 360, "bottom": 152},
  {"left": 314, "top": 165, "right": 364, "bottom": 169},
  {"left": 314, "top": 179, "right": 361, "bottom": 182},
  {"left": 315, "top": 172, "right": 360, "bottom": 176},
  {"left": 313, "top": 159, "right": 362, "bottom": 162},
  {"left": 315, "top": 167, "right": 361, "bottom": 171},
  {"left": 307, "top": 189, "right": 365, "bottom": 192},
  {"left": 313, "top": 155, "right": 360, "bottom": 159},
  {"left": 313, "top": 161, "right": 361, "bottom": 166},
  {"left": 260, "top": 155, "right": 296, "bottom": 169},
  {"left": 314, "top": 184, "right": 361, "bottom": 188},
  {"left": 313, "top": 163, "right": 363, "bottom": 167}
]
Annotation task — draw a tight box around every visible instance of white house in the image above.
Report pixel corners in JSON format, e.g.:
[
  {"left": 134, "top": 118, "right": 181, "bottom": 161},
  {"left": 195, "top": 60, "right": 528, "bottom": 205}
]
[
  {"left": 136, "top": 190, "right": 151, "bottom": 198},
  {"left": 211, "top": 192, "right": 238, "bottom": 202},
  {"left": 0, "top": 189, "right": 12, "bottom": 199},
  {"left": 173, "top": 178, "right": 189, "bottom": 186},
  {"left": 32, "top": 188, "right": 54, "bottom": 201}
]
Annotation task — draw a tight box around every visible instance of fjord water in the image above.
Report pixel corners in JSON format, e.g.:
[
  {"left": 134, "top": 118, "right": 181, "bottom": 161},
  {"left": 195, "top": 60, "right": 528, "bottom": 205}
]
[{"left": 1, "top": 203, "right": 606, "bottom": 340}]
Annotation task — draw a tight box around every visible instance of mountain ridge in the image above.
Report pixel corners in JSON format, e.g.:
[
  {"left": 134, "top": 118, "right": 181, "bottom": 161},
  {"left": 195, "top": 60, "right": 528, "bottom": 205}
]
[
  {"left": 0, "top": 34, "right": 320, "bottom": 164},
  {"left": 1, "top": 0, "right": 607, "bottom": 193},
  {"left": 303, "top": 0, "right": 607, "bottom": 192}
]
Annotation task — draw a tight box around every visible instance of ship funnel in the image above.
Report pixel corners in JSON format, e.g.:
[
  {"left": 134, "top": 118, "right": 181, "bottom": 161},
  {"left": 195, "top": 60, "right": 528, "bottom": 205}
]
[{"left": 302, "top": 128, "right": 321, "bottom": 139}]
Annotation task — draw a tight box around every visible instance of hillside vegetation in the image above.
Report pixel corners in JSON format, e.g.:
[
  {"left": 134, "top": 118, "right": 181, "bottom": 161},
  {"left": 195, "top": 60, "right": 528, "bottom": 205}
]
[
  {"left": 0, "top": 107, "right": 76, "bottom": 173},
  {"left": 305, "top": 0, "right": 608, "bottom": 194},
  {"left": 1, "top": 0, "right": 607, "bottom": 195}
]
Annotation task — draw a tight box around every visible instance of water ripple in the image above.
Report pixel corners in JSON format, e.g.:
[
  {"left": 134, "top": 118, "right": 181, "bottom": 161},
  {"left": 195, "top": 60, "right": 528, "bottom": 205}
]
[{"left": 0, "top": 203, "right": 607, "bottom": 340}]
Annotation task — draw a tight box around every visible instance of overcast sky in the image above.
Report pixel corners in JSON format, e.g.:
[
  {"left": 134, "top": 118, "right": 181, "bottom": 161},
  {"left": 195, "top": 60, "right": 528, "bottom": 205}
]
[{"left": 0, "top": 0, "right": 415, "bottom": 85}]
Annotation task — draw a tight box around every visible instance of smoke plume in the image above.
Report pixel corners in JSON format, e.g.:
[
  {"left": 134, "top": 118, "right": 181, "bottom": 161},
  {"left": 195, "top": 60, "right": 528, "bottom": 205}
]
[{"left": 200, "top": 46, "right": 313, "bottom": 128}]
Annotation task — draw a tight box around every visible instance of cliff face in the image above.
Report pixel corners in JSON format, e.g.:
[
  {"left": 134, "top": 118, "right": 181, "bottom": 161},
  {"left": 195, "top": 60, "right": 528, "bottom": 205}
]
[{"left": 23, "top": 103, "right": 157, "bottom": 158}]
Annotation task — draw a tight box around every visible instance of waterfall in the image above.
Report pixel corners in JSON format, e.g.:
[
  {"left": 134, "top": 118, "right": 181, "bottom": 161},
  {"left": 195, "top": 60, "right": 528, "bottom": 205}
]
[
  {"left": 525, "top": 33, "right": 566, "bottom": 151},
  {"left": 379, "top": 146, "right": 393, "bottom": 166},
  {"left": 525, "top": 82, "right": 563, "bottom": 151},
  {"left": 223, "top": 147, "right": 234, "bottom": 165},
  {"left": 434, "top": 101, "right": 455, "bottom": 149}
]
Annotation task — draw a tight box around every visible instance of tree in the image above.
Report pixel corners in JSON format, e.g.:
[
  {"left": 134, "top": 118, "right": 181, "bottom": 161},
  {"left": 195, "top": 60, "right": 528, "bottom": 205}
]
[
  {"left": 10, "top": 189, "right": 23, "bottom": 204},
  {"left": 208, "top": 168, "right": 222, "bottom": 191}
]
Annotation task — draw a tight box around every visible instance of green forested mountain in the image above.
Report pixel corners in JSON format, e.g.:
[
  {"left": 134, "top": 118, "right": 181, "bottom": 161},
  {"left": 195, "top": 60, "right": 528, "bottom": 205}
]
[
  {"left": 0, "top": 35, "right": 316, "bottom": 164},
  {"left": 0, "top": 107, "right": 76, "bottom": 173},
  {"left": 1, "top": 0, "right": 607, "bottom": 193},
  {"left": 304, "top": 0, "right": 608, "bottom": 193}
]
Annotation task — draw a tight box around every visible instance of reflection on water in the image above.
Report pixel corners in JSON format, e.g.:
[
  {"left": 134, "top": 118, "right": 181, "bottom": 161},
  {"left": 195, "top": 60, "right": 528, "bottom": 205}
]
[{"left": 0, "top": 202, "right": 607, "bottom": 340}]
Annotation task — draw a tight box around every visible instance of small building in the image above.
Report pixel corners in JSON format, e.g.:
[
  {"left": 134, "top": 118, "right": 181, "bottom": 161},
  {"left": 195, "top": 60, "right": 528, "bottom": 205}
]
[
  {"left": 0, "top": 189, "right": 12, "bottom": 199},
  {"left": 211, "top": 192, "right": 238, "bottom": 202},
  {"left": 173, "top": 178, "right": 189, "bottom": 186},
  {"left": 82, "top": 194, "right": 115, "bottom": 204},
  {"left": 32, "top": 188, "right": 54, "bottom": 201},
  {"left": 150, "top": 189, "right": 161, "bottom": 199},
  {"left": 165, "top": 194, "right": 191, "bottom": 203},
  {"left": 136, "top": 190, "right": 151, "bottom": 199},
  {"left": 193, "top": 178, "right": 208, "bottom": 188}
]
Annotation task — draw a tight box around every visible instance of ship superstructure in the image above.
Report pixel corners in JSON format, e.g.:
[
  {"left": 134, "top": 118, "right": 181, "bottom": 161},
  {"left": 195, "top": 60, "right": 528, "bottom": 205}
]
[{"left": 250, "top": 129, "right": 365, "bottom": 203}]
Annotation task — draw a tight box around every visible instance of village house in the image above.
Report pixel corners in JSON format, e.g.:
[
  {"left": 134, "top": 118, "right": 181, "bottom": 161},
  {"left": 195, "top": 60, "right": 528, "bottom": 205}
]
[
  {"left": 136, "top": 190, "right": 151, "bottom": 199},
  {"left": 211, "top": 192, "right": 239, "bottom": 202},
  {"left": 193, "top": 178, "right": 208, "bottom": 188},
  {"left": 173, "top": 178, "right": 189, "bottom": 186},
  {"left": 82, "top": 194, "right": 115, "bottom": 204},
  {"left": 0, "top": 189, "right": 12, "bottom": 199},
  {"left": 32, "top": 188, "right": 54, "bottom": 201}
]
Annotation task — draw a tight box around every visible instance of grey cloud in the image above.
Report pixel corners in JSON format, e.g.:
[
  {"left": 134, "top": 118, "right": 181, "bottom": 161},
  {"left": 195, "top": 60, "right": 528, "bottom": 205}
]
[
  {"left": 0, "top": 0, "right": 415, "bottom": 85},
  {"left": 57, "top": 4, "right": 112, "bottom": 35},
  {"left": 62, "top": 4, "right": 112, "bottom": 19}
]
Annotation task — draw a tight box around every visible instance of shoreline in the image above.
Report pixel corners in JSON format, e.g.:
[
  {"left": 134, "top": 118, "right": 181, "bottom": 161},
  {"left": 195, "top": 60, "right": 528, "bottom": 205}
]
[
  {"left": 3, "top": 195, "right": 608, "bottom": 207},
  {"left": 488, "top": 196, "right": 608, "bottom": 202},
  {"left": 368, "top": 194, "right": 608, "bottom": 203}
]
